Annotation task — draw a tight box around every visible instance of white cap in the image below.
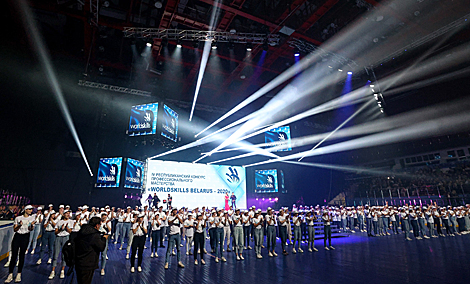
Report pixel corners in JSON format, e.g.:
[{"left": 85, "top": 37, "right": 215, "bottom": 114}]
[
  {"left": 257, "top": 209, "right": 261, "bottom": 213},
  {"left": 48, "top": 204, "right": 53, "bottom": 207},
  {"left": 59, "top": 205, "right": 65, "bottom": 209},
  {"left": 65, "top": 205, "right": 70, "bottom": 208},
  {"left": 25, "top": 205, "right": 34, "bottom": 210},
  {"left": 127, "top": 206, "right": 131, "bottom": 209},
  {"left": 83, "top": 205, "right": 89, "bottom": 209},
  {"left": 37, "top": 207, "right": 43, "bottom": 210},
  {"left": 267, "top": 207, "right": 272, "bottom": 211}
]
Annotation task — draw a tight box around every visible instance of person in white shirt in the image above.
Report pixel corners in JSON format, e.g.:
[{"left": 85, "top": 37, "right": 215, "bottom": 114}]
[
  {"left": 322, "top": 211, "right": 334, "bottom": 250},
  {"left": 265, "top": 208, "right": 278, "bottom": 257},
  {"left": 231, "top": 208, "right": 245, "bottom": 260},
  {"left": 71, "top": 212, "right": 81, "bottom": 241},
  {"left": 252, "top": 209, "right": 264, "bottom": 259},
  {"left": 99, "top": 212, "right": 111, "bottom": 276},
  {"left": 400, "top": 208, "right": 412, "bottom": 241},
  {"left": 305, "top": 211, "right": 318, "bottom": 252},
  {"left": 150, "top": 212, "right": 161, "bottom": 258},
  {"left": 4, "top": 205, "right": 35, "bottom": 283},
  {"left": 27, "top": 206, "right": 43, "bottom": 255},
  {"left": 125, "top": 211, "right": 138, "bottom": 259},
  {"left": 292, "top": 211, "right": 303, "bottom": 253},
  {"left": 193, "top": 213, "right": 206, "bottom": 265},
  {"left": 119, "top": 207, "right": 132, "bottom": 250},
  {"left": 214, "top": 210, "right": 226, "bottom": 263},
  {"left": 184, "top": 214, "right": 195, "bottom": 255},
  {"left": 38, "top": 208, "right": 57, "bottom": 265},
  {"left": 426, "top": 207, "right": 436, "bottom": 238},
  {"left": 222, "top": 211, "right": 232, "bottom": 252},
  {"left": 277, "top": 209, "right": 289, "bottom": 255},
  {"left": 130, "top": 213, "right": 147, "bottom": 273},
  {"left": 208, "top": 211, "right": 217, "bottom": 253},
  {"left": 164, "top": 208, "right": 185, "bottom": 269},
  {"left": 49, "top": 210, "right": 73, "bottom": 280},
  {"left": 114, "top": 209, "right": 124, "bottom": 244},
  {"left": 242, "top": 211, "right": 252, "bottom": 250}
]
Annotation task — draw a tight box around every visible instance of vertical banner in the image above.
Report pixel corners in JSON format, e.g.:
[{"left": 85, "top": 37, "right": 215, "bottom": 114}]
[
  {"left": 161, "top": 104, "right": 178, "bottom": 142},
  {"left": 255, "top": 169, "right": 278, "bottom": 193},
  {"left": 128, "top": 102, "right": 158, "bottom": 136},
  {"left": 124, "top": 158, "right": 145, "bottom": 189},
  {"left": 96, "top": 157, "right": 123, "bottom": 187},
  {"left": 264, "top": 126, "right": 292, "bottom": 152}
]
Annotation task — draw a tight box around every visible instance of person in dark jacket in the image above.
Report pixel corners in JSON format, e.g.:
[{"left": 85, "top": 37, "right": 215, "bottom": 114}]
[{"left": 74, "top": 217, "right": 108, "bottom": 284}]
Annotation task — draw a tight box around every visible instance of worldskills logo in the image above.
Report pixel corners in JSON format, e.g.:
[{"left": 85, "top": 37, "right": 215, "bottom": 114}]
[
  {"left": 226, "top": 167, "right": 240, "bottom": 183},
  {"left": 97, "top": 161, "right": 118, "bottom": 183},
  {"left": 136, "top": 168, "right": 141, "bottom": 178},
  {"left": 144, "top": 112, "right": 151, "bottom": 122},
  {"left": 278, "top": 132, "right": 286, "bottom": 141},
  {"left": 267, "top": 175, "right": 273, "bottom": 183}
]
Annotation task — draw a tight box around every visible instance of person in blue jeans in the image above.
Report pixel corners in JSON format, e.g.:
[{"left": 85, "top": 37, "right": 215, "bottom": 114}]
[
  {"left": 215, "top": 211, "right": 227, "bottom": 263},
  {"left": 37, "top": 210, "right": 57, "bottom": 265},
  {"left": 164, "top": 208, "right": 185, "bottom": 269}
]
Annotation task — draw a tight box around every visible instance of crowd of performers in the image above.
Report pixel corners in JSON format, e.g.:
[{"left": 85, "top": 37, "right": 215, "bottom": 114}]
[{"left": 3, "top": 202, "right": 470, "bottom": 282}]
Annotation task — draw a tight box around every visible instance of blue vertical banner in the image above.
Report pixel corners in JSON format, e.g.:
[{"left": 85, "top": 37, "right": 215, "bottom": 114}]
[
  {"left": 128, "top": 102, "right": 158, "bottom": 136},
  {"left": 124, "top": 158, "right": 145, "bottom": 189},
  {"left": 161, "top": 104, "right": 178, "bottom": 142},
  {"left": 96, "top": 157, "right": 123, "bottom": 187},
  {"left": 264, "top": 126, "right": 292, "bottom": 152},
  {"left": 255, "top": 169, "right": 278, "bottom": 193}
]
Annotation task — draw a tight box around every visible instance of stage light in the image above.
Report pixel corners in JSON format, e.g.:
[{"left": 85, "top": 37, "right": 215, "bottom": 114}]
[
  {"left": 275, "top": 198, "right": 278, "bottom": 201},
  {"left": 146, "top": 42, "right": 152, "bottom": 47},
  {"left": 211, "top": 41, "right": 217, "bottom": 50},
  {"left": 370, "top": 84, "right": 375, "bottom": 88},
  {"left": 246, "top": 42, "right": 253, "bottom": 51},
  {"left": 347, "top": 71, "right": 353, "bottom": 75},
  {"left": 338, "top": 69, "right": 343, "bottom": 72},
  {"left": 176, "top": 39, "right": 182, "bottom": 48}
]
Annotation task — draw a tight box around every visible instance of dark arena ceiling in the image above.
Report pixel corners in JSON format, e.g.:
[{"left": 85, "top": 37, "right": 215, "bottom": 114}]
[{"left": 2, "top": 0, "right": 470, "bottom": 167}]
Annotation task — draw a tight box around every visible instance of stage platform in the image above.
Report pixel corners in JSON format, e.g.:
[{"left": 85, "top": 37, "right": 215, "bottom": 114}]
[{"left": 2, "top": 231, "right": 470, "bottom": 284}]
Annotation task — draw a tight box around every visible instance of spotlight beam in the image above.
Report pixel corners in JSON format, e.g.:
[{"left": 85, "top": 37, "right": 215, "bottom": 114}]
[
  {"left": 189, "top": 0, "right": 223, "bottom": 121},
  {"left": 17, "top": 0, "right": 93, "bottom": 177},
  {"left": 244, "top": 103, "right": 470, "bottom": 168},
  {"left": 298, "top": 99, "right": 374, "bottom": 161}
]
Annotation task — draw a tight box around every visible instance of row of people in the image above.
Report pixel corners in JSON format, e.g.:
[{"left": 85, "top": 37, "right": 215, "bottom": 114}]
[{"left": 5, "top": 202, "right": 469, "bottom": 282}]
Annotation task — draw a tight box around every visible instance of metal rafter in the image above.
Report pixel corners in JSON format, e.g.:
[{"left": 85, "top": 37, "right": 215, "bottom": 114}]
[{"left": 237, "top": 0, "right": 340, "bottom": 96}]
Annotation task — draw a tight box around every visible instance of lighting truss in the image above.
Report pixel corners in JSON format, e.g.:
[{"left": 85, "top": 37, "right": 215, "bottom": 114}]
[
  {"left": 89, "top": 0, "right": 99, "bottom": 26},
  {"left": 373, "top": 12, "right": 470, "bottom": 67},
  {"left": 78, "top": 80, "right": 152, "bottom": 97},
  {"left": 123, "top": 28, "right": 280, "bottom": 46},
  {"left": 288, "top": 38, "right": 358, "bottom": 67}
]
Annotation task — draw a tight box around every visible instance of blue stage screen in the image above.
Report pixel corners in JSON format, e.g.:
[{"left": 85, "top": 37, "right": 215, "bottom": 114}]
[
  {"left": 128, "top": 103, "right": 158, "bottom": 136},
  {"left": 255, "top": 169, "right": 278, "bottom": 193},
  {"left": 264, "top": 126, "right": 292, "bottom": 152},
  {"left": 161, "top": 104, "right": 178, "bottom": 142},
  {"left": 124, "top": 158, "right": 145, "bottom": 189},
  {"left": 96, "top": 157, "right": 123, "bottom": 188}
]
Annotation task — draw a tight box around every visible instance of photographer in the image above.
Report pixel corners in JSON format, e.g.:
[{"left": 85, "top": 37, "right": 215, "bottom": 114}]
[{"left": 74, "top": 217, "right": 108, "bottom": 284}]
